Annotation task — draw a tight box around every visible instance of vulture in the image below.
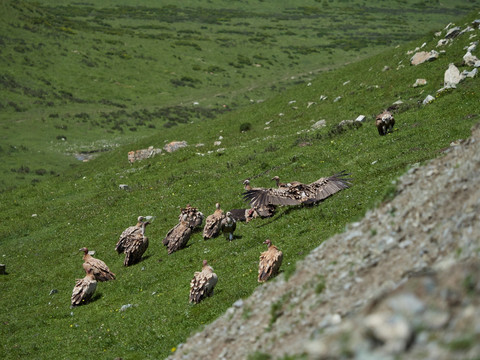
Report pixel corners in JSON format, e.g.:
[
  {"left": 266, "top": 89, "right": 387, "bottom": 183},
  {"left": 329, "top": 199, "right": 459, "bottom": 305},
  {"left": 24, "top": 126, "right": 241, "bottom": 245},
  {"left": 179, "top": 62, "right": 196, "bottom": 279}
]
[
  {"left": 181, "top": 204, "right": 204, "bottom": 230},
  {"left": 258, "top": 239, "right": 283, "bottom": 283},
  {"left": 243, "top": 171, "right": 351, "bottom": 208},
  {"left": 71, "top": 267, "right": 97, "bottom": 308},
  {"left": 189, "top": 260, "right": 218, "bottom": 304},
  {"left": 242, "top": 179, "right": 276, "bottom": 222},
  {"left": 202, "top": 203, "right": 225, "bottom": 240},
  {"left": 220, "top": 211, "right": 236, "bottom": 241},
  {"left": 116, "top": 216, "right": 150, "bottom": 266},
  {"left": 163, "top": 213, "right": 193, "bottom": 254},
  {"left": 376, "top": 110, "right": 395, "bottom": 136},
  {"left": 80, "top": 247, "right": 115, "bottom": 282}
]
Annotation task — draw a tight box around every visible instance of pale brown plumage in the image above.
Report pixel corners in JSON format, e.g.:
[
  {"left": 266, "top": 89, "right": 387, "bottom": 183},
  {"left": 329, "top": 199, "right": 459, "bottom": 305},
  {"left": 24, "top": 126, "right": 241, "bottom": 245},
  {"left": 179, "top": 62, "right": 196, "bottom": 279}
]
[
  {"left": 243, "top": 171, "right": 351, "bottom": 207},
  {"left": 80, "top": 247, "right": 115, "bottom": 282},
  {"left": 258, "top": 239, "right": 283, "bottom": 283},
  {"left": 116, "top": 217, "right": 150, "bottom": 266},
  {"left": 202, "top": 203, "right": 225, "bottom": 240},
  {"left": 163, "top": 213, "right": 193, "bottom": 254},
  {"left": 189, "top": 260, "right": 218, "bottom": 304},
  {"left": 220, "top": 211, "right": 236, "bottom": 241},
  {"left": 116, "top": 216, "right": 144, "bottom": 254},
  {"left": 180, "top": 204, "right": 204, "bottom": 230},
  {"left": 71, "top": 268, "right": 97, "bottom": 308}
]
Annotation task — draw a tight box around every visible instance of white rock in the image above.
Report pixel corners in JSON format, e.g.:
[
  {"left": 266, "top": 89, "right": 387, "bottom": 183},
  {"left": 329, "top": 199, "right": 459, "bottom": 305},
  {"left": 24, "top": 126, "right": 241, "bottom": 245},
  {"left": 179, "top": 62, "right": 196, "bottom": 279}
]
[
  {"left": 423, "top": 95, "right": 435, "bottom": 105},
  {"left": 462, "top": 68, "right": 478, "bottom": 78},
  {"left": 311, "top": 120, "right": 326, "bottom": 129},
  {"left": 437, "top": 39, "right": 449, "bottom": 47},
  {"left": 355, "top": 115, "right": 366, "bottom": 123},
  {"left": 214, "top": 141, "right": 222, "bottom": 146},
  {"left": 444, "top": 63, "right": 465, "bottom": 87},
  {"left": 413, "top": 78, "right": 427, "bottom": 87},
  {"left": 463, "top": 51, "right": 480, "bottom": 67},
  {"left": 119, "top": 184, "right": 129, "bottom": 190}
]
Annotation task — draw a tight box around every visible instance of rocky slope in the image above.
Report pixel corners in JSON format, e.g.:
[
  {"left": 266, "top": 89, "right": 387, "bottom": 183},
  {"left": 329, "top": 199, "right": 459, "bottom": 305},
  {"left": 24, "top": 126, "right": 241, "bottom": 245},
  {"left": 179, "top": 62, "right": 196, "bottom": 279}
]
[{"left": 168, "top": 121, "right": 480, "bottom": 359}]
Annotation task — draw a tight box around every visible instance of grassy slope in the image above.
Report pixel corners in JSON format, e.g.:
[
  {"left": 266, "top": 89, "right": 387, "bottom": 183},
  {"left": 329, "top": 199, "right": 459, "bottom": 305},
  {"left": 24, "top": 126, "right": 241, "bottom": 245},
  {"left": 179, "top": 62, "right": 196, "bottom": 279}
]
[
  {"left": 1, "top": 0, "right": 478, "bottom": 191},
  {"left": 0, "top": 3, "right": 480, "bottom": 360}
]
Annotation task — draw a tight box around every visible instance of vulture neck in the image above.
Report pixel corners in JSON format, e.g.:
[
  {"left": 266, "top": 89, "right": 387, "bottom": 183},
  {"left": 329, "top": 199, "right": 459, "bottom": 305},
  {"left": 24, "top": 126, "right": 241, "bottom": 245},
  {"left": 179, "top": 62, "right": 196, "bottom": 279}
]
[{"left": 141, "top": 222, "right": 147, "bottom": 236}]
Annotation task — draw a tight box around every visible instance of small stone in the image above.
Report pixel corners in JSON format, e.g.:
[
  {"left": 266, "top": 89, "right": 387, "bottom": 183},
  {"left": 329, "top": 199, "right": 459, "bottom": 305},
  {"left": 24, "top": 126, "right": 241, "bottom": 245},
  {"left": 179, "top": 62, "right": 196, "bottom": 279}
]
[
  {"left": 355, "top": 115, "right": 366, "bottom": 122},
  {"left": 233, "top": 299, "right": 244, "bottom": 308},
  {"left": 311, "top": 120, "right": 326, "bottom": 129},
  {"left": 413, "top": 78, "right": 427, "bottom": 87},
  {"left": 423, "top": 95, "right": 435, "bottom": 105},
  {"left": 120, "top": 304, "right": 133, "bottom": 312}
]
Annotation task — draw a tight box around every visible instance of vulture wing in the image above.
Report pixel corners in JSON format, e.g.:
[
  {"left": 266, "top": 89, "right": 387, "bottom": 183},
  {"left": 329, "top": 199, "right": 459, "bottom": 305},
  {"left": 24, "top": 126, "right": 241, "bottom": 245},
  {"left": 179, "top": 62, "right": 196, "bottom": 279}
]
[
  {"left": 229, "top": 209, "right": 247, "bottom": 222},
  {"left": 71, "top": 274, "right": 97, "bottom": 307},
  {"left": 243, "top": 187, "right": 302, "bottom": 207},
  {"left": 189, "top": 269, "right": 218, "bottom": 304},
  {"left": 84, "top": 256, "right": 116, "bottom": 282},
  {"left": 244, "top": 171, "right": 351, "bottom": 207},
  {"left": 202, "top": 212, "right": 224, "bottom": 239},
  {"left": 305, "top": 170, "right": 352, "bottom": 204},
  {"left": 116, "top": 225, "right": 141, "bottom": 253},
  {"left": 165, "top": 223, "right": 192, "bottom": 254},
  {"left": 124, "top": 236, "right": 149, "bottom": 266},
  {"left": 258, "top": 246, "right": 283, "bottom": 282}
]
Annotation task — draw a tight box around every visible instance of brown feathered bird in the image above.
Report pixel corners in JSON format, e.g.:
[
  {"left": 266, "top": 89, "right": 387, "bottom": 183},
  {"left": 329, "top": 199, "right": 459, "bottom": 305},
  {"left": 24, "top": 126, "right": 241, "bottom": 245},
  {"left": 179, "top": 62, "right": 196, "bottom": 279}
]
[
  {"left": 180, "top": 204, "right": 204, "bottom": 230},
  {"left": 116, "top": 216, "right": 150, "bottom": 266},
  {"left": 116, "top": 216, "right": 145, "bottom": 253},
  {"left": 242, "top": 179, "right": 276, "bottom": 222},
  {"left": 71, "top": 267, "right": 97, "bottom": 308},
  {"left": 80, "top": 247, "right": 115, "bottom": 281},
  {"left": 243, "top": 171, "right": 351, "bottom": 207},
  {"left": 375, "top": 110, "right": 395, "bottom": 136},
  {"left": 202, "top": 203, "right": 225, "bottom": 240},
  {"left": 163, "top": 213, "right": 193, "bottom": 254},
  {"left": 258, "top": 239, "right": 283, "bottom": 283},
  {"left": 221, "top": 211, "right": 236, "bottom": 241},
  {"left": 189, "top": 260, "right": 218, "bottom": 304}
]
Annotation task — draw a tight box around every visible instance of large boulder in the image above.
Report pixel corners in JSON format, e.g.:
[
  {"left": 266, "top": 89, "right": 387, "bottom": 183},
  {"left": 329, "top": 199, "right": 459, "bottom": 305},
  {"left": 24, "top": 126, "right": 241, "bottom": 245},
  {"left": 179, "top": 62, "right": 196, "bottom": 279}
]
[
  {"left": 410, "top": 50, "right": 439, "bottom": 65},
  {"left": 444, "top": 63, "right": 465, "bottom": 87}
]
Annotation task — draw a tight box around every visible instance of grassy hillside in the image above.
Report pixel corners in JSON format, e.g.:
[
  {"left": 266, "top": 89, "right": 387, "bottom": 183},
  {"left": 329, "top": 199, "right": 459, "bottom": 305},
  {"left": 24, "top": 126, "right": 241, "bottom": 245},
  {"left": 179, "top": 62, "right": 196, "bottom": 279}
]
[
  {"left": 1, "top": 1, "right": 480, "bottom": 359},
  {"left": 1, "top": 0, "right": 479, "bottom": 191}
]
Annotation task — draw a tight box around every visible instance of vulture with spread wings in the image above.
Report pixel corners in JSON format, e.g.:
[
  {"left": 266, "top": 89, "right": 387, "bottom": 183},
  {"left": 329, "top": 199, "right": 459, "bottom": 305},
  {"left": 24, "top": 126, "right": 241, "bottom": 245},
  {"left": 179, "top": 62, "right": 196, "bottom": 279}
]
[{"left": 243, "top": 170, "right": 351, "bottom": 207}]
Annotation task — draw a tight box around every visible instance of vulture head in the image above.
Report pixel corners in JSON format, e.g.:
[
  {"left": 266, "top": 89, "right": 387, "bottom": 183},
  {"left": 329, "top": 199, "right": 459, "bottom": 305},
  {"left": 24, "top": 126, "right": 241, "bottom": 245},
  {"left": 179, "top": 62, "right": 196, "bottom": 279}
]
[
  {"left": 202, "top": 259, "right": 208, "bottom": 267},
  {"left": 215, "top": 202, "right": 221, "bottom": 210},
  {"left": 263, "top": 239, "right": 272, "bottom": 247},
  {"left": 79, "top": 247, "right": 89, "bottom": 254},
  {"left": 137, "top": 216, "right": 144, "bottom": 222}
]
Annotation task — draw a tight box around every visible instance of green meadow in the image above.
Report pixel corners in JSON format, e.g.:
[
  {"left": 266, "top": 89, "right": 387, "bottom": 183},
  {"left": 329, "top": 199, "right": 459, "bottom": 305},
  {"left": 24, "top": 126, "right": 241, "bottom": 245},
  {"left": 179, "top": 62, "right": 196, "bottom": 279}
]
[{"left": 1, "top": 0, "right": 479, "bottom": 359}]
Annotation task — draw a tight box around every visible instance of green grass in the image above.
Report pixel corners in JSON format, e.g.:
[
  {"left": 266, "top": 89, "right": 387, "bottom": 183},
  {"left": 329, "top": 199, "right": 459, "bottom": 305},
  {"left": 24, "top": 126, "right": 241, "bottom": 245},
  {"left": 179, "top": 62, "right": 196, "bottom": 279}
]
[
  {"left": 1, "top": 0, "right": 479, "bottom": 190},
  {"left": 1, "top": 1, "right": 480, "bottom": 359}
]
